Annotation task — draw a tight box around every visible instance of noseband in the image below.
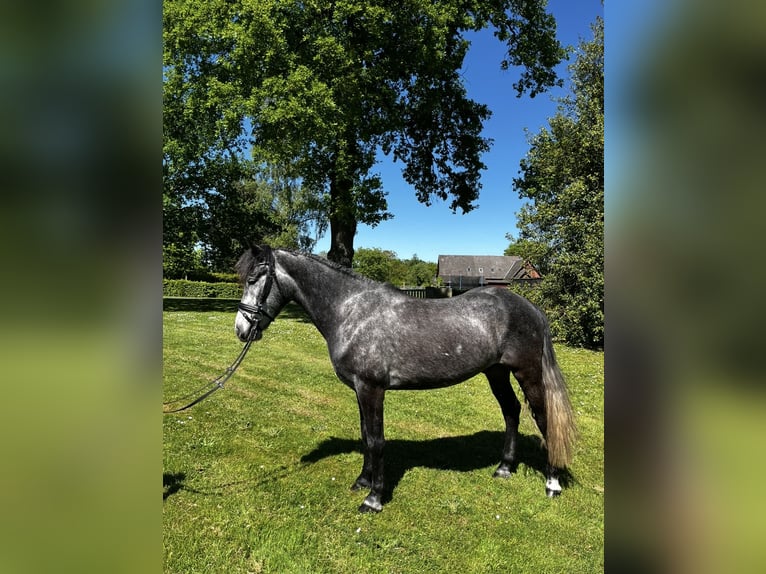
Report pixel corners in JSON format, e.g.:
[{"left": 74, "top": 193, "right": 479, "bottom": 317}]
[{"left": 237, "top": 246, "right": 279, "bottom": 338}]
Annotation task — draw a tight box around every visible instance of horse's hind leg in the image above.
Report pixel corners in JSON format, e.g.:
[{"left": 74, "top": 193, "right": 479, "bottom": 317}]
[
  {"left": 485, "top": 365, "right": 521, "bottom": 478},
  {"left": 512, "top": 364, "right": 563, "bottom": 497}
]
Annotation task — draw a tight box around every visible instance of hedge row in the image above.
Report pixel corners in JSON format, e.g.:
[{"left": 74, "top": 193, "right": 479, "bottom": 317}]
[
  {"left": 163, "top": 279, "right": 242, "bottom": 298},
  {"left": 164, "top": 270, "right": 240, "bottom": 283}
]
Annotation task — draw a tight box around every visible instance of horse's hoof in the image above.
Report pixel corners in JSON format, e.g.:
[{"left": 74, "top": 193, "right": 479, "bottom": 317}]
[
  {"left": 350, "top": 478, "right": 371, "bottom": 491},
  {"left": 358, "top": 495, "right": 383, "bottom": 513},
  {"left": 493, "top": 466, "right": 512, "bottom": 479},
  {"left": 545, "top": 477, "right": 562, "bottom": 497},
  {"left": 358, "top": 501, "right": 382, "bottom": 513}
]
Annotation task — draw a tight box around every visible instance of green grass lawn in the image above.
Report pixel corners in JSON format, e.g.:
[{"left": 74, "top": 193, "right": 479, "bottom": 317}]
[{"left": 163, "top": 299, "right": 603, "bottom": 573}]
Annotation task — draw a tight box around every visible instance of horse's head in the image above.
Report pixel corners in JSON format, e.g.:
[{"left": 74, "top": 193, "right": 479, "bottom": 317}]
[{"left": 234, "top": 245, "right": 283, "bottom": 342}]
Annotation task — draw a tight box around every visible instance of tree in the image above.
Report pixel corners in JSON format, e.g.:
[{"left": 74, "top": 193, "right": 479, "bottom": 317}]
[
  {"left": 351, "top": 249, "right": 437, "bottom": 286},
  {"left": 163, "top": 0, "right": 565, "bottom": 267},
  {"left": 352, "top": 247, "right": 399, "bottom": 283},
  {"left": 511, "top": 16, "right": 603, "bottom": 348},
  {"left": 202, "top": 170, "right": 327, "bottom": 272},
  {"left": 163, "top": 192, "right": 202, "bottom": 278},
  {"left": 504, "top": 233, "right": 548, "bottom": 271},
  {"left": 402, "top": 254, "right": 437, "bottom": 287}
]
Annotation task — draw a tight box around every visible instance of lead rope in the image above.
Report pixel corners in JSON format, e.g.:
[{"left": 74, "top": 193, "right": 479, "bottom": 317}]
[
  {"left": 163, "top": 330, "right": 256, "bottom": 414},
  {"left": 164, "top": 247, "right": 278, "bottom": 414}
]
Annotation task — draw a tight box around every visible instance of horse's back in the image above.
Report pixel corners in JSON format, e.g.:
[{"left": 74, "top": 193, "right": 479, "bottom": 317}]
[{"left": 328, "top": 285, "right": 545, "bottom": 389}]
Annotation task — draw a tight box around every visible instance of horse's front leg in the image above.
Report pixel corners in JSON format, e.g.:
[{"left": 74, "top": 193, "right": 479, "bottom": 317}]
[
  {"left": 351, "top": 404, "right": 372, "bottom": 492},
  {"left": 354, "top": 382, "right": 386, "bottom": 513}
]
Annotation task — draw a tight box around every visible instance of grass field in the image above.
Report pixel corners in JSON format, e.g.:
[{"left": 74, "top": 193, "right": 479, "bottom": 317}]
[{"left": 163, "top": 298, "right": 603, "bottom": 573}]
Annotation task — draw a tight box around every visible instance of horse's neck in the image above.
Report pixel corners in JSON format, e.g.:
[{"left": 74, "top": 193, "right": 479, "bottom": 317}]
[{"left": 278, "top": 252, "right": 359, "bottom": 336}]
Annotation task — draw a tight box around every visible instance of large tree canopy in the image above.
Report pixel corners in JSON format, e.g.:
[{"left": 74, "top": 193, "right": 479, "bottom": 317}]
[
  {"left": 164, "top": 0, "right": 564, "bottom": 267},
  {"left": 511, "top": 16, "right": 603, "bottom": 348}
]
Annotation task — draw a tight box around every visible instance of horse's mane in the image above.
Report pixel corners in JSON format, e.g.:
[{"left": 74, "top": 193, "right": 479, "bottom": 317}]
[
  {"left": 293, "top": 250, "right": 397, "bottom": 289},
  {"left": 302, "top": 251, "right": 369, "bottom": 280},
  {"left": 234, "top": 248, "right": 258, "bottom": 284},
  {"left": 235, "top": 246, "right": 398, "bottom": 291},
  {"left": 235, "top": 245, "right": 278, "bottom": 284}
]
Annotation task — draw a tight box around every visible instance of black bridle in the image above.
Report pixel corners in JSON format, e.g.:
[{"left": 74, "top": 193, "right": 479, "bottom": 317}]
[
  {"left": 163, "top": 247, "right": 279, "bottom": 414},
  {"left": 236, "top": 246, "right": 279, "bottom": 334}
]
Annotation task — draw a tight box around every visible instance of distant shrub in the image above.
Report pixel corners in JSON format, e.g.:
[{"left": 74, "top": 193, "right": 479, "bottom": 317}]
[
  {"left": 164, "top": 270, "right": 239, "bottom": 283},
  {"left": 163, "top": 279, "right": 241, "bottom": 298}
]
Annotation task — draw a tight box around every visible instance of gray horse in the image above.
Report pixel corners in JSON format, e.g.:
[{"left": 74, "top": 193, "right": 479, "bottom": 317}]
[{"left": 235, "top": 245, "right": 576, "bottom": 513}]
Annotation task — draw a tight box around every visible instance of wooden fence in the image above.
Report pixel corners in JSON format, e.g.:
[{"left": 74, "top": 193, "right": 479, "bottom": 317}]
[
  {"left": 399, "top": 287, "right": 468, "bottom": 299},
  {"left": 399, "top": 287, "right": 427, "bottom": 299}
]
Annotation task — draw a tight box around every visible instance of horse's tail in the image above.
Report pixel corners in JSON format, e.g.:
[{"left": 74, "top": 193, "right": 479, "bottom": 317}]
[{"left": 540, "top": 325, "right": 577, "bottom": 469}]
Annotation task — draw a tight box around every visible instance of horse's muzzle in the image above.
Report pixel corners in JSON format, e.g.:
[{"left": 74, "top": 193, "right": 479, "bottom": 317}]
[
  {"left": 236, "top": 325, "right": 262, "bottom": 343},
  {"left": 235, "top": 315, "right": 263, "bottom": 342}
]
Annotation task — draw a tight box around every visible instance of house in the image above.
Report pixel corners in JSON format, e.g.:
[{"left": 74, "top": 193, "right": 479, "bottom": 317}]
[{"left": 436, "top": 255, "right": 541, "bottom": 290}]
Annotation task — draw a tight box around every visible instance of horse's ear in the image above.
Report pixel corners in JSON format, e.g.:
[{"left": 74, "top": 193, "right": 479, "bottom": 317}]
[
  {"left": 242, "top": 240, "right": 270, "bottom": 262},
  {"left": 238, "top": 238, "right": 254, "bottom": 253},
  {"left": 247, "top": 242, "right": 262, "bottom": 257},
  {"left": 252, "top": 243, "right": 272, "bottom": 264}
]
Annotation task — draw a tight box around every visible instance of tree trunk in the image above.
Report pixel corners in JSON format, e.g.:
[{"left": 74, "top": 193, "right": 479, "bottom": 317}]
[
  {"left": 327, "top": 163, "right": 357, "bottom": 268},
  {"left": 328, "top": 212, "right": 356, "bottom": 268}
]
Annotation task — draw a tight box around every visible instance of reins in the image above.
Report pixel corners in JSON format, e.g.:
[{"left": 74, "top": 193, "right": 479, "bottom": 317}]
[
  {"left": 163, "top": 246, "right": 279, "bottom": 414},
  {"left": 162, "top": 332, "right": 255, "bottom": 413}
]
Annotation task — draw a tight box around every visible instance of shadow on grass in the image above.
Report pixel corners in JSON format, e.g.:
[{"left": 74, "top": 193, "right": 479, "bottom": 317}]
[
  {"left": 163, "top": 472, "right": 187, "bottom": 500},
  {"left": 163, "top": 298, "right": 312, "bottom": 323},
  {"left": 301, "top": 430, "right": 573, "bottom": 504},
  {"left": 163, "top": 432, "right": 574, "bottom": 503},
  {"left": 163, "top": 469, "right": 253, "bottom": 500}
]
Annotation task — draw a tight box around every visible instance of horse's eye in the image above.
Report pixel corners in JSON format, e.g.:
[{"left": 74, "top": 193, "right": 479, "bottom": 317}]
[{"left": 247, "top": 276, "right": 257, "bottom": 285}]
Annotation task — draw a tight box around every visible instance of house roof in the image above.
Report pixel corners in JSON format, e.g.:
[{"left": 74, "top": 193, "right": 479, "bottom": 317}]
[{"left": 437, "top": 255, "right": 540, "bottom": 281}]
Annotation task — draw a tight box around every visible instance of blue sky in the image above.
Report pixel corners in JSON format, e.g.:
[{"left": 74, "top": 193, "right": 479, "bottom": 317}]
[{"left": 314, "top": 0, "right": 604, "bottom": 262}]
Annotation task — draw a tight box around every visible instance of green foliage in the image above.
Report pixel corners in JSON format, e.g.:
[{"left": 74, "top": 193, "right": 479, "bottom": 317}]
[
  {"left": 352, "top": 247, "right": 398, "bottom": 283},
  {"left": 163, "top": 193, "right": 204, "bottom": 278},
  {"left": 168, "top": 270, "right": 239, "bottom": 283},
  {"left": 163, "top": 161, "right": 325, "bottom": 276},
  {"left": 163, "top": 279, "right": 241, "bottom": 298},
  {"left": 163, "top": 0, "right": 565, "bottom": 266},
  {"left": 512, "top": 17, "right": 603, "bottom": 349},
  {"left": 163, "top": 305, "right": 603, "bottom": 572},
  {"left": 162, "top": 243, "right": 202, "bottom": 280},
  {"left": 202, "top": 172, "right": 327, "bottom": 272},
  {"left": 504, "top": 234, "right": 548, "bottom": 272},
  {"left": 352, "top": 248, "right": 437, "bottom": 286},
  {"left": 402, "top": 254, "right": 438, "bottom": 287}
]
